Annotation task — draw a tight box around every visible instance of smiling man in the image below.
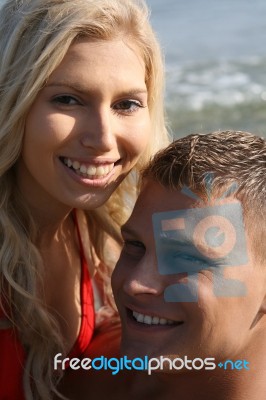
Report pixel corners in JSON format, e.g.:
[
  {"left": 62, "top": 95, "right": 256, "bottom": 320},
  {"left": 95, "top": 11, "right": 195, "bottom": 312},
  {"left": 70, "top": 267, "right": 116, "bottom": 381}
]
[{"left": 112, "top": 131, "right": 266, "bottom": 400}]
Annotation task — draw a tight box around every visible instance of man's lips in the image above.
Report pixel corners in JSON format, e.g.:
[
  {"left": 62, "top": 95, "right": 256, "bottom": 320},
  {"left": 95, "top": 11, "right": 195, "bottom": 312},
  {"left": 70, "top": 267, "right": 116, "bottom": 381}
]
[{"left": 126, "top": 307, "right": 184, "bottom": 327}]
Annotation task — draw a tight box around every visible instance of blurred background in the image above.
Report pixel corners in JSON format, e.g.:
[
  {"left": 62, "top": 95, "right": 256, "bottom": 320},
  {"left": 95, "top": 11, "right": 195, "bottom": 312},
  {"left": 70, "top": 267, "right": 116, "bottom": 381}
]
[
  {"left": 1, "top": 0, "right": 265, "bottom": 138},
  {"left": 146, "top": 0, "right": 266, "bottom": 138}
]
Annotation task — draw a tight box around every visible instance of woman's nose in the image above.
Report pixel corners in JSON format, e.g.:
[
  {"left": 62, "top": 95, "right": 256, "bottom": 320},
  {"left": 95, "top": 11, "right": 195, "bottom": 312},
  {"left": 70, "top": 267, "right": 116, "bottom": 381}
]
[{"left": 80, "top": 107, "right": 116, "bottom": 152}]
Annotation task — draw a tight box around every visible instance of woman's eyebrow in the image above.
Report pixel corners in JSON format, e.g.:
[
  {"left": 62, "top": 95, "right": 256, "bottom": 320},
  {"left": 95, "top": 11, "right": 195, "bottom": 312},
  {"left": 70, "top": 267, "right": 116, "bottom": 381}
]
[
  {"left": 46, "top": 81, "right": 147, "bottom": 96},
  {"left": 45, "top": 81, "right": 88, "bottom": 93}
]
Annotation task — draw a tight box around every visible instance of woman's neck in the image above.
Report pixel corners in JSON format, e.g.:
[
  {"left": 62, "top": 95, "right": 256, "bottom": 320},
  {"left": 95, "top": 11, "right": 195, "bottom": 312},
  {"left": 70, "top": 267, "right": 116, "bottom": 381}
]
[{"left": 35, "top": 210, "right": 74, "bottom": 247}]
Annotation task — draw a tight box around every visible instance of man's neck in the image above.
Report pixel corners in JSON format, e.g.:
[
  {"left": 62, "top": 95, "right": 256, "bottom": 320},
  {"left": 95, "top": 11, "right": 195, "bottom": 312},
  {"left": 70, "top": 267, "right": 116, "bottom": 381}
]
[{"left": 127, "top": 345, "right": 266, "bottom": 400}]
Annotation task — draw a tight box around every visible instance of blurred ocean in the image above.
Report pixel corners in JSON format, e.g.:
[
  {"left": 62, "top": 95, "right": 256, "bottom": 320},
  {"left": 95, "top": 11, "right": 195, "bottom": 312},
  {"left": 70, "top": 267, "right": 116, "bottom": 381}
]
[
  {"left": 1, "top": 0, "right": 266, "bottom": 138},
  {"left": 146, "top": 0, "right": 266, "bottom": 138}
]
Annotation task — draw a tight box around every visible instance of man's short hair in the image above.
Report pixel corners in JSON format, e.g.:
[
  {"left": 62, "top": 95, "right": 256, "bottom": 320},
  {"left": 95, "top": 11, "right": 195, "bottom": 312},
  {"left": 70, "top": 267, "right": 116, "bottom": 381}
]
[{"left": 141, "top": 130, "right": 266, "bottom": 262}]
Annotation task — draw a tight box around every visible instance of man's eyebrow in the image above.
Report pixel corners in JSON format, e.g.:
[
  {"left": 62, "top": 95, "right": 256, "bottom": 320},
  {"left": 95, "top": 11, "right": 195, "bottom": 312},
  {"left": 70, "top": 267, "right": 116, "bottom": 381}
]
[
  {"left": 45, "top": 81, "right": 148, "bottom": 96},
  {"left": 121, "top": 226, "right": 194, "bottom": 243},
  {"left": 159, "top": 234, "right": 227, "bottom": 263},
  {"left": 121, "top": 225, "right": 140, "bottom": 238},
  {"left": 158, "top": 233, "right": 193, "bottom": 249}
]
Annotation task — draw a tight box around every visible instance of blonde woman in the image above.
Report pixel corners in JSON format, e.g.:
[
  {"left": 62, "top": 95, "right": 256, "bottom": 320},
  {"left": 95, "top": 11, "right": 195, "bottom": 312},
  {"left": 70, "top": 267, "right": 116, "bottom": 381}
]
[{"left": 0, "top": 0, "right": 170, "bottom": 399}]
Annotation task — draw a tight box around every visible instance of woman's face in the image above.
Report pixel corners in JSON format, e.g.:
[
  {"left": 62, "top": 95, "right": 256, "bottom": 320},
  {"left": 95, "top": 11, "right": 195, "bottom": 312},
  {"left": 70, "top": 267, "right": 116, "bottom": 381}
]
[{"left": 17, "top": 38, "right": 150, "bottom": 213}]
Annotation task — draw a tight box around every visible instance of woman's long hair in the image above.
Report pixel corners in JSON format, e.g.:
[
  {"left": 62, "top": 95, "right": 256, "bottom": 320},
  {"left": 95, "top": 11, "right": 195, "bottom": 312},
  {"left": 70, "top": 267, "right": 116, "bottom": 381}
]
[{"left": 0, "top": 0, "right": 170, "bottom": 398}]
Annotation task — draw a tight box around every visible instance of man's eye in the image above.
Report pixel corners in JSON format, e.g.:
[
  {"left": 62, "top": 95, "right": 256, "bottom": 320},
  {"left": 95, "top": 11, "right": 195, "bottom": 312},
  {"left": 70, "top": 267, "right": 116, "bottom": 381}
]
[
  {"left": 113, "top": 100, "right": 145, "bottom": 114},
  {"left": 168, "top": 252, "right": 210, "bottom": 272},
  {"left": 52, "top": 95, "right": 80, "bottom": 105},
  {"left": 122, "top": 240, "right": 145, "bottom": 256},
  {"left": 125, "top": 240, "right": 145, "bottom": 248}
]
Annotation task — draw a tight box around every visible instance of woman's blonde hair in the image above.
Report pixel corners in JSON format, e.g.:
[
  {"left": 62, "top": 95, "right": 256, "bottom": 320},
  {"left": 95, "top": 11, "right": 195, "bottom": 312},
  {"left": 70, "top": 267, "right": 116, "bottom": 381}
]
[{"left": 0, "top": 0, "right": 170, "bottom": 399}]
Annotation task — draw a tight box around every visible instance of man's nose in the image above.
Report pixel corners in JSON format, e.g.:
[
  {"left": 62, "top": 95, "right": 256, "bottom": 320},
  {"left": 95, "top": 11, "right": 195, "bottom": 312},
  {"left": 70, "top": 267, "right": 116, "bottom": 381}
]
[{"left": 122, "top": 253, "right": 166, "bottom": 297}]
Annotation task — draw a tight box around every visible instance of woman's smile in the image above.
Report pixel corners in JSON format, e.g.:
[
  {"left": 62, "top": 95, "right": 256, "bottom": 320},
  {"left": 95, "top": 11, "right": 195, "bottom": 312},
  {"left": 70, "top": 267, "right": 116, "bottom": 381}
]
[
  {"left": 17, "top": 38, "right": 151, "bottom": 211},
  {"left": 61, "top": 157, "right": 117, "bottom": 179}
]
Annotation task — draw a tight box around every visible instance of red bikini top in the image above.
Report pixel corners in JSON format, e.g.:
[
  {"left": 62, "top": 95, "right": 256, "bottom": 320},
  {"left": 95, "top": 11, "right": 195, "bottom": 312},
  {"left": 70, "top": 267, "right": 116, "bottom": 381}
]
[
  {"left": 0, "top": 211, "right": 95, "bottom": 399},
  {"left": 69, "top": 209, "right": 95, "bottom": 357}
]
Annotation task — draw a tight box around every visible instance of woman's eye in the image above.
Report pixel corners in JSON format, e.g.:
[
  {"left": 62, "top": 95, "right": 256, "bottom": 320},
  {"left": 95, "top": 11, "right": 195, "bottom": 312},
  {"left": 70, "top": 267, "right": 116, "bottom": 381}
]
[
  {"left": 113, "top": 99, "right": 145, "bottom": 114},
  {"left": 52, "top": 95, "right": 80, "bottom": 106}
]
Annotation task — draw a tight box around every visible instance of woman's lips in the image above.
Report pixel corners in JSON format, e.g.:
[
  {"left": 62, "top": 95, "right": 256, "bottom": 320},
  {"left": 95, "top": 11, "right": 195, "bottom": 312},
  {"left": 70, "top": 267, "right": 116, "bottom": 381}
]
[{"left": 61, "top": 157, "right": 118, "bottom": 180}]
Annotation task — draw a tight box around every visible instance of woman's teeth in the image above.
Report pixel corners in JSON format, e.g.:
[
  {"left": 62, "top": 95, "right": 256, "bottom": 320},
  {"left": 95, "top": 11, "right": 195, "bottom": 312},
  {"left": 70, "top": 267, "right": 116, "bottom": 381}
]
[
  {"left": 132, "top": 311, "right": 175, "bottom": 326},
  {"left": 63, "top": 157, "right": 114, "bottom": 178}
]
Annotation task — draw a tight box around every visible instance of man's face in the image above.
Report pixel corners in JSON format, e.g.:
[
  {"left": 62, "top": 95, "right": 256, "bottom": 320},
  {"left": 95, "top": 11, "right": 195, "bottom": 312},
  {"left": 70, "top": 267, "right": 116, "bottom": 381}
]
[{"left": 112, "top": 180, "right": 266, "bottom": 365}]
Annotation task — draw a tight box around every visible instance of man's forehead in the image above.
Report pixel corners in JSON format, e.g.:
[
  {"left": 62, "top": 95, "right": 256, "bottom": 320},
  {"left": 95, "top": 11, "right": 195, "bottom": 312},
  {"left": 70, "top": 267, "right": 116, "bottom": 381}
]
[
  {"left": 137, "top": 180, "right": 243, "bottom": 212},
  {"left": 135, "top": 181, "right": 199, "bottom": 213},
  {"left": 125, "top": 180, "right": 245, "bottom": 236}
]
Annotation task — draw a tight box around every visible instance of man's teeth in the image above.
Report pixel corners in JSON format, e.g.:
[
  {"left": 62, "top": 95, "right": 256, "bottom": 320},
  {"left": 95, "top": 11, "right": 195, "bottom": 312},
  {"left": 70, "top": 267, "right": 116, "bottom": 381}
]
[
  {"left": 132, "top": 311, "right": 175, "bottom": 326},
  {"left": 63, "top": 158, "right": 114, "bottom": 178}
]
